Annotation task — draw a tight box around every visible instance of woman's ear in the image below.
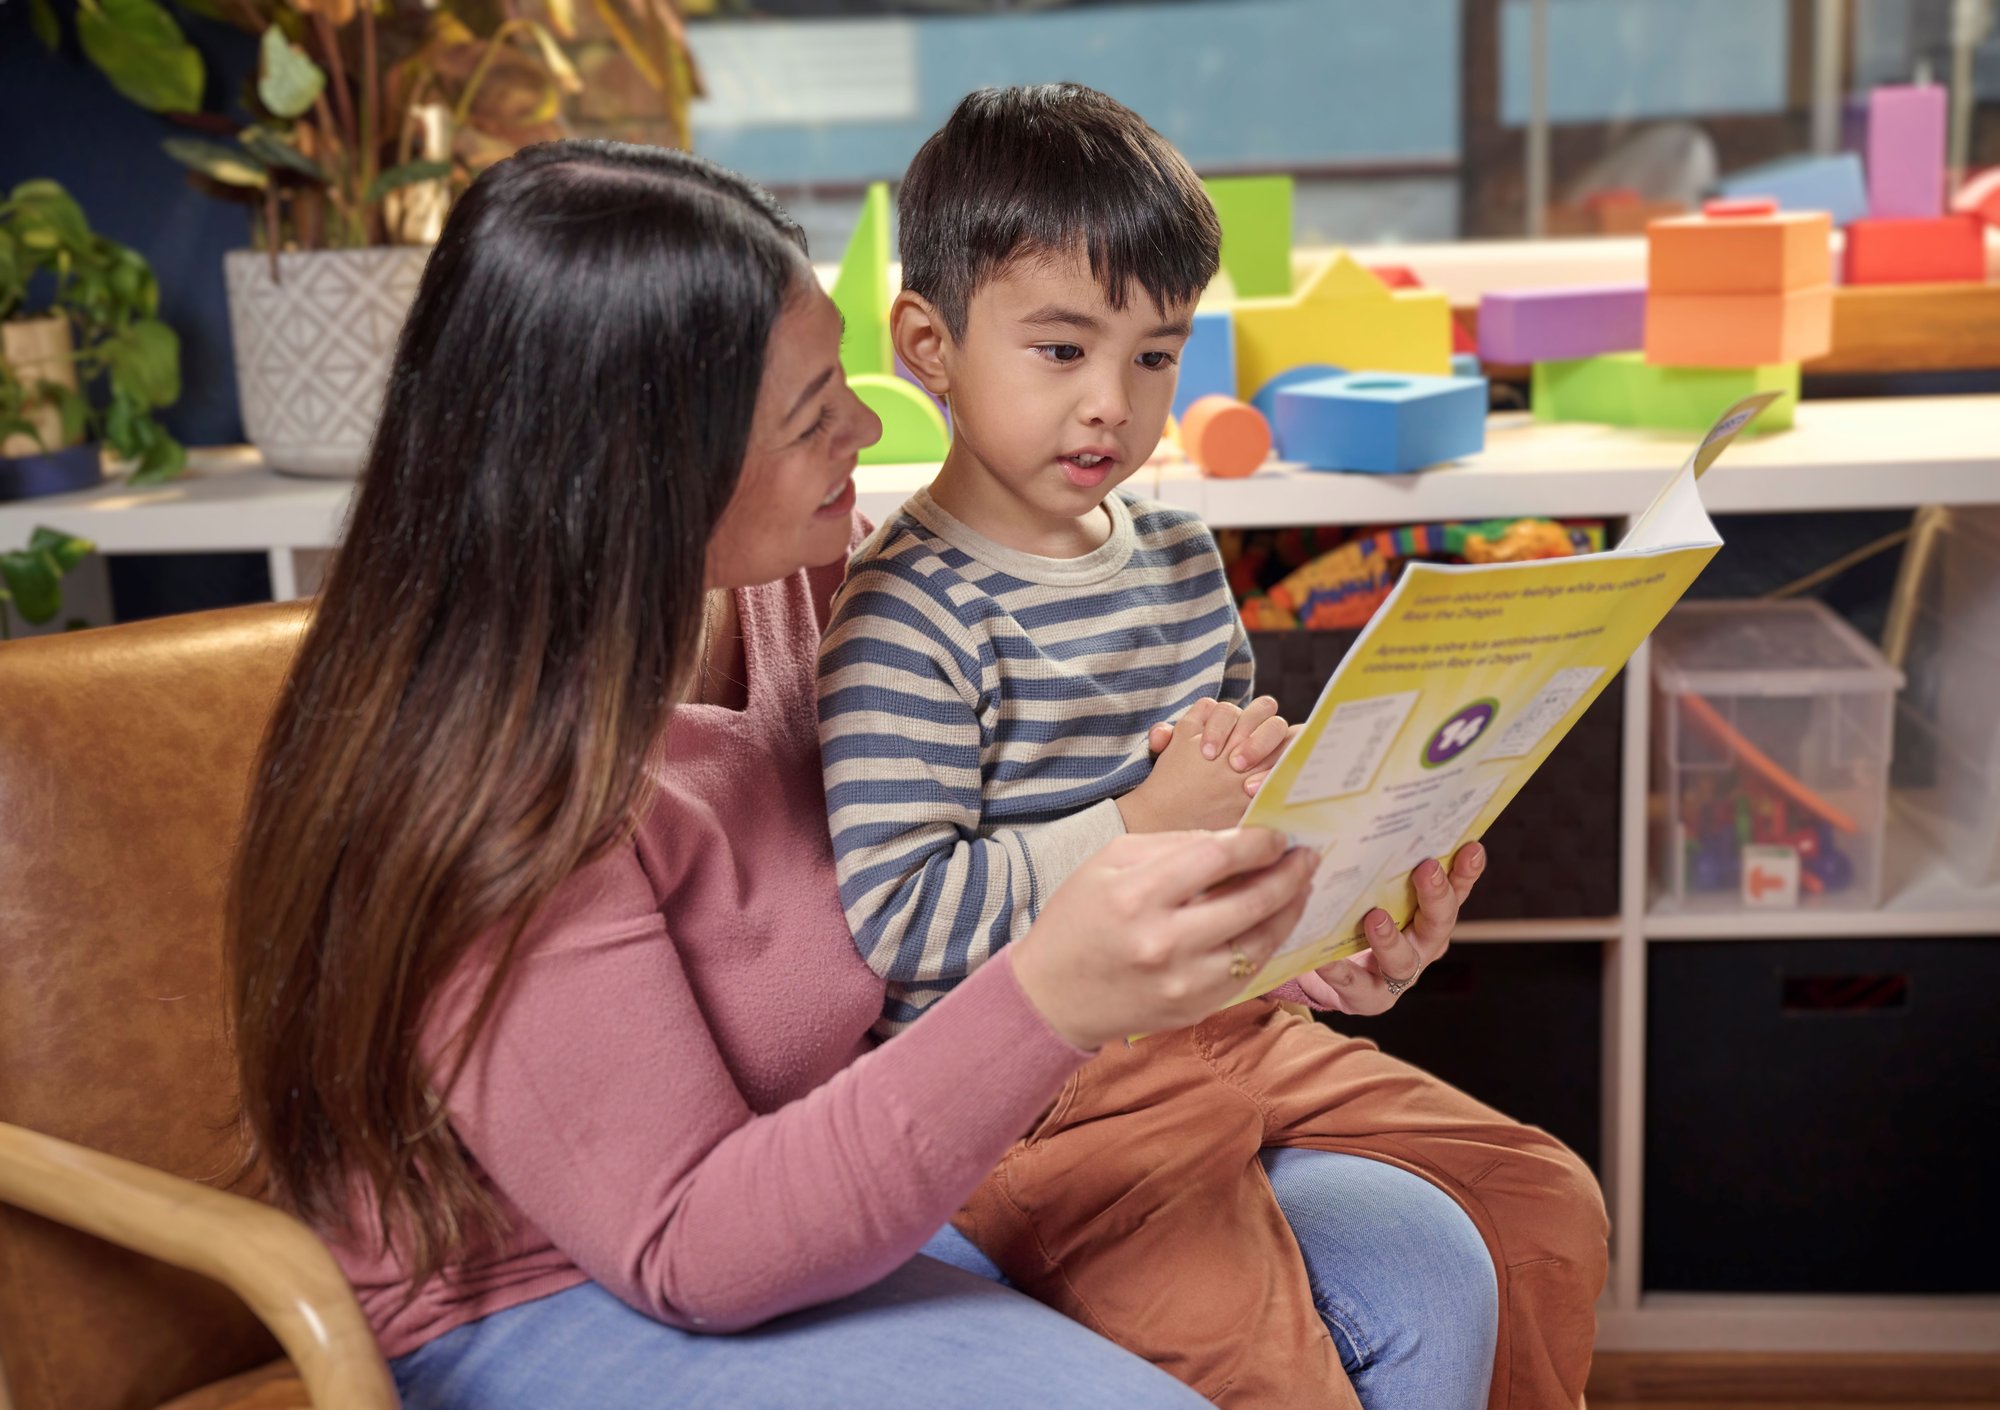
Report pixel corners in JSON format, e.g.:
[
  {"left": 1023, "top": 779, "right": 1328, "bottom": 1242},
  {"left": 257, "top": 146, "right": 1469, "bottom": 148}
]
[{"left": 891, "top": 290, "right": 952, "bottom": 397}]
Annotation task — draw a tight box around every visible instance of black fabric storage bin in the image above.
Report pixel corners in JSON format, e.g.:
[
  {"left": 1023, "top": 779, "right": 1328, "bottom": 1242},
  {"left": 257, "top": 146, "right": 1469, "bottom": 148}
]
[
  {"left": 1644, "top": 938, "right": 2000, "bottom": 1294},
  {"left": 1248, "top": 629, "right": 1623, "bottom": 920},
  {"left": 1319, "top": 941, "right": 1604, "bottom": 1173}
]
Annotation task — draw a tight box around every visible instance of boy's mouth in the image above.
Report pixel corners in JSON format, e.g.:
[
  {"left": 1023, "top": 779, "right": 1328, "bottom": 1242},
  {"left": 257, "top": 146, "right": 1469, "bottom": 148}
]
[{"left": 1058, "top": 450, "right": 1117, "bottom": 487}]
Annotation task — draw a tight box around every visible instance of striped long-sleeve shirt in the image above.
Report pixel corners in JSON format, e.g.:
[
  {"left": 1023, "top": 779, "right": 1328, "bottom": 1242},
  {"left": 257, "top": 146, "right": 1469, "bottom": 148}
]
[{"left": 818, "top": 487, "right": 1254, "bottom": 1036}]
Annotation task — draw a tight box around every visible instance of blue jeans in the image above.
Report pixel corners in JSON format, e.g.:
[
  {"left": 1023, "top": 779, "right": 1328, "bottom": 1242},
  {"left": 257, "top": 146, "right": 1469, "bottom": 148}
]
[{"left": 392, "top": 1150, "right": 1497, "bottom": 1410}]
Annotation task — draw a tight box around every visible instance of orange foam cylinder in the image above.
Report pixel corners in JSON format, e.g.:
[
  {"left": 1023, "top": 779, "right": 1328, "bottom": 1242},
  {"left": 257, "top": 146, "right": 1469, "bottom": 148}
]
[{"left": 1179, "top": 394, "right": 1271, "bottom": 479}]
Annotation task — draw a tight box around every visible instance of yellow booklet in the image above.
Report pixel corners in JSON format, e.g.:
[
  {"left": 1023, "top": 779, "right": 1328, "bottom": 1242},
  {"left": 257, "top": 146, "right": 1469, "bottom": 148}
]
[{"left": 1230, "top": 392, "right": 1777, "bottom": 999}]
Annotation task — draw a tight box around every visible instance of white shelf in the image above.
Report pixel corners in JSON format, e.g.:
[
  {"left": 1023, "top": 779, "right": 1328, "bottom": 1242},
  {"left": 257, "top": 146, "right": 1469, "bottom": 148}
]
[
  {"left": 1152, "top": 395, "right": 2000, "bottom": 530},
  {"left": 1646, "top": 806, "right": 2000, "bottom": 939},
  {"left": 11, "top": 396, "right": 1996, "bottom": 555}
]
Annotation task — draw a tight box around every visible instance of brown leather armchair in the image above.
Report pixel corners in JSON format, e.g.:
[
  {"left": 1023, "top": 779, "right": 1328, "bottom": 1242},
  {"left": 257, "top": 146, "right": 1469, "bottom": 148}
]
[{"left": 0, "top": 604, "right": 396, "bottom": 1410}]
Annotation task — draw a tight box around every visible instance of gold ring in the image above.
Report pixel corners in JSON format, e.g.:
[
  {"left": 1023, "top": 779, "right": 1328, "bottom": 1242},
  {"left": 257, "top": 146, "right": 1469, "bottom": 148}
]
[{"left": 1228, "top": 947, "right": 1255, "bottom": 980}]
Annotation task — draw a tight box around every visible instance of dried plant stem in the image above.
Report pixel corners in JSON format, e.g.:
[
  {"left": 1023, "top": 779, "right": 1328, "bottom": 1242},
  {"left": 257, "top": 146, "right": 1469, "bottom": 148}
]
[
  {"left": 311, "top": 10, "right": 359, "bottom": 157},
  {"left": 451, "top": 19, "right": 540, "bottom": 128},
  {"left": 360, "top": 0, "right": 380, "bottom": 241}
]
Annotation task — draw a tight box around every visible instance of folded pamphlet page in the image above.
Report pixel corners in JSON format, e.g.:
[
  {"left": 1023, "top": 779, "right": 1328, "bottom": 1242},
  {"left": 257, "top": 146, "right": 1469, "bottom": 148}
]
[{"left": 1228, "top": 392, "right": 1778, "bottom": 1000}]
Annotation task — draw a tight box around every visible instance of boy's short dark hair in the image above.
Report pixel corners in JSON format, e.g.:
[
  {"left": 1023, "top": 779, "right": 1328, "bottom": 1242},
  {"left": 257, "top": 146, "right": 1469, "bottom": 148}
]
[{"left": 898, "top": 84, "right": 1222, "bottom": 340}]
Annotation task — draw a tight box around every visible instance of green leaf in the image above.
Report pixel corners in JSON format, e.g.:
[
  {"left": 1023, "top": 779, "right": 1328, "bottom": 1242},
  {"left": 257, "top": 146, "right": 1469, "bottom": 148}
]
[
  {"left": 104, "top": 395, "right": 137, "bottom": 454},
  {"left": 29, "top": 0, "right": 59, "bottom": 50},
  {"left": 28, "top": 526, "right": 95, "bottom": 573},
  {"left": 129, "top": 434, "right": 185, "bottom": 484},
  {"left": 41, "top": 382, "right": 90, "bottom": 446},
  {"left": 162, "top": 138, "right": 269, "bottom": 190},
  {"left": 99, "top": 320, "right": 180, "bottom": 407},
  {"left": 363, "top": 160, "right": 452, "bottom": 205},
  {"left": 0, "top": 550, "right": 63, "bottom": 625},
  {"left": 75, "top": 0, "right": 205, "bottom": 113},
  {"left": 258, "top": 28, "right": 326, "bottom": 120},
  {"left": 9, "top": 180, "right": 91, "bottom": 252},
  {"left": 240, "top": 126, "right": 330, "bottom": 184},
  {"left": 0, "top": 418, "right": 45, "bottom": 451}
]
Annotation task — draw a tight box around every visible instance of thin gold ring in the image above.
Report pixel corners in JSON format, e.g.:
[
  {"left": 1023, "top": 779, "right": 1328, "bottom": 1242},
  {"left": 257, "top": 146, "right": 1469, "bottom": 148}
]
[{"left": 1228, "top": 947, "right": 1255, "bottom": 980}]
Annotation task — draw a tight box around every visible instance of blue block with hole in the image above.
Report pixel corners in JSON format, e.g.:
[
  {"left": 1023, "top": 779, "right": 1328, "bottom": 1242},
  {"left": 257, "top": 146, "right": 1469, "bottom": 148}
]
[
  {"left": 1273, "top": 372, "right": 1488, "bottom": 474},
  {"left": 1171, "top": 309, "right": 1237, "bottom": 420}
]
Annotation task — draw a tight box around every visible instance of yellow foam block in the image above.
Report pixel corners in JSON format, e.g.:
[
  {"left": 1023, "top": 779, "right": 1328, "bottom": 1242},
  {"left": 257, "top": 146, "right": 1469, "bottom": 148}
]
[{"left": 1230, "top": 253, "right": 1452, "bottom": 400}]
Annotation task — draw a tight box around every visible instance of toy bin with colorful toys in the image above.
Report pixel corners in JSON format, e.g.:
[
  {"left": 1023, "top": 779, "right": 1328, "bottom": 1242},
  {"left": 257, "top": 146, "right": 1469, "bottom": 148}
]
[{"left": 1651, "top": 599, "right": 1902, "bottom": 914}]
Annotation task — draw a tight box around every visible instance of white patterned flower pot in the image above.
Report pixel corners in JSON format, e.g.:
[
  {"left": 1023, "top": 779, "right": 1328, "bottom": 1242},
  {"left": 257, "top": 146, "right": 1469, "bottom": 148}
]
[{"left": 224, "top": 246, "right": 432, "bottom": 478}]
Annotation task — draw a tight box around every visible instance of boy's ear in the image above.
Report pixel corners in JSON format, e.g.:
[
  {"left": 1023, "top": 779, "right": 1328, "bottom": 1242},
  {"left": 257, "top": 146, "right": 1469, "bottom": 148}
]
[{"left": 891, "top": 290, "right": 953, "bottom": 397}]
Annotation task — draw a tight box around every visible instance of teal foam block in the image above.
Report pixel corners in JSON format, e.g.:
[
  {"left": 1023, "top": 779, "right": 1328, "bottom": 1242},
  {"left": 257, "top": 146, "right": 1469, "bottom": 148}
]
[
  {"left": 1173, "top": 309, "right": 1237, "bottom": 420},
  {"left": 1274, "top": 372, "right": 1488, "bottom": 474},
  {"left": 1714, "top": 153, "right": 1869, "bottom": 227},
  {"left": 1452, "top": 351, "right": 1483, "bottom": 378}
]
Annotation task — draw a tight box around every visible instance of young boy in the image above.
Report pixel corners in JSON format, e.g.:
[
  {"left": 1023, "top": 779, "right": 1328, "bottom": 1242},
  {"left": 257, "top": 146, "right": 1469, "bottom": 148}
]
[{"left": 819, "top": 86, "right": 1602, "bottom": 1410}]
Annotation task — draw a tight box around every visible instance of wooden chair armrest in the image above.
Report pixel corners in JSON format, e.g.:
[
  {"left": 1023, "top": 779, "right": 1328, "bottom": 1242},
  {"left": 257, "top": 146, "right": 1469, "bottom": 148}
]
[{"left": 0, "top": 1121, "right": 397, "bottom": 1410}]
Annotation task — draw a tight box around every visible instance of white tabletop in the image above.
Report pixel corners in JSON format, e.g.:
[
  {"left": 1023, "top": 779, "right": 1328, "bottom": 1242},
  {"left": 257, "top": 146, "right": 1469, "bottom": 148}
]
[{"left": 5, "top": 395, "right": 1995, "bottom": 552}]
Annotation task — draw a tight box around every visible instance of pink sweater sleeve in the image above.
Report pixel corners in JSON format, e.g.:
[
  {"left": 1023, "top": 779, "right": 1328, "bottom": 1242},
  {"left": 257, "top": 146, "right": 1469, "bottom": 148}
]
[{"left": 431, "top": 844, "right": 1087, "bottom": 1333}]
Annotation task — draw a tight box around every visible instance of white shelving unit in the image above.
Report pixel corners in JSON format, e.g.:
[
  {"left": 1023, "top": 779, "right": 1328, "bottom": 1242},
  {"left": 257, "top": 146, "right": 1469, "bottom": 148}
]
[{"left": 6, "top": 394, "right": 1998, "bottom": 1352}]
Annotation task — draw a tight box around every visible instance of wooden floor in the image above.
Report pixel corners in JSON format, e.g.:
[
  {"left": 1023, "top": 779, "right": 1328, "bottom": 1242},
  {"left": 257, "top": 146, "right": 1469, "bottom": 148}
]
[{"left": 1586, "top": 1354, "right": 2000, "bottom": 1409}]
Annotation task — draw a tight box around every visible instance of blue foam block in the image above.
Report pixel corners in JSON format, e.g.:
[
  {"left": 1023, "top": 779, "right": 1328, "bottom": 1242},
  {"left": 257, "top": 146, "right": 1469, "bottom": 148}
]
[
  {"left": 1250, "top": 363, "right": 1347, "bottom": 452},
  {"left": 1452, "top": 352, "right": 1483, "bottom": 378},
  {"left": 1274, "top": 372, "right": 1488, "bottom": 474},
  {"left": 1714, "top": 153, "right": 1869, "bottom": 227},
  {"left": 1172, "top": 309, "right": 1237, "bottom": 420}
]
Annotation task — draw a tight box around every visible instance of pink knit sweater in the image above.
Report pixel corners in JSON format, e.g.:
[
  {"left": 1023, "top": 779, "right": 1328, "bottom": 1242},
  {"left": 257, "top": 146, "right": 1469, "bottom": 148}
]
[{"left": 327, "top": 521, "right": 1093, "bottom": 1359}]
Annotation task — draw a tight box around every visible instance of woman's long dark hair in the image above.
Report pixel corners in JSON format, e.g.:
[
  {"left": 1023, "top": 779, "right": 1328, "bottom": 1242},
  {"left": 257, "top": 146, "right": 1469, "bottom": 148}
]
[{"left": 227, "top": 140, "right": 806, "bottom": 1282}]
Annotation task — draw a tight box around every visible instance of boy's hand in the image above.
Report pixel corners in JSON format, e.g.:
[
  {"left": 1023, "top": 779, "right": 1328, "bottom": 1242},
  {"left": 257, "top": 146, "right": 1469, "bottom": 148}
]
[
  {"left": 1122, "top": 698, "right": 1295, "bottom": 833},
  {"left": 1144, "top": 696, "right": 1300, "bottom": 802}
]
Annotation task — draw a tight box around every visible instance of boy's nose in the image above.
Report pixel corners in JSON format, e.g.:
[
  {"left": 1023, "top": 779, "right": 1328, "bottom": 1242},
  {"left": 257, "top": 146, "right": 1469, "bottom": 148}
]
[{"left": 1082, "top": 374, "right": 1132, "bottom": 428}]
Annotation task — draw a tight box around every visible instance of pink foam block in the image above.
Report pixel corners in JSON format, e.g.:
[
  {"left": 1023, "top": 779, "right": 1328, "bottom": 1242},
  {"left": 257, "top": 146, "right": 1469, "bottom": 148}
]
[
  {"left": 1476, "top": 284, "right": 1646, "bottom": 364},
  {"left": 1867, "top": 85, "right": 1947, "bottom": 219}
]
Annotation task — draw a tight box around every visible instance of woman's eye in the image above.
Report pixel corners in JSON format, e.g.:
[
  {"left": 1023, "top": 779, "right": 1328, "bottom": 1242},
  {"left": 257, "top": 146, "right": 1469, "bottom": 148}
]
[
  {"left": 1138, "top": 350, "right": 1179, "bottom": 371},
  {"left": 1039, "top": 344, "right": 1084, "bottom": 364},
  {"left": 800, "top": 406, "right": 832, "bottom": 442}
]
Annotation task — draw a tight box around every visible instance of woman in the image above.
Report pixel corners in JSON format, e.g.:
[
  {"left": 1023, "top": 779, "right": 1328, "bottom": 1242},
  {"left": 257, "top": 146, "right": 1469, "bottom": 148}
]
[{"left": 228, "top": 140, "right": 1600, "bottom": 1410}]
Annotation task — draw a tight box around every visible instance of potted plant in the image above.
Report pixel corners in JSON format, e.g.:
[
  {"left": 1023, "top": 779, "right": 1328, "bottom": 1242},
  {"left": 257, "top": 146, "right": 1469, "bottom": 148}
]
[
  {"left": 35, "top": 0, "right": 700, "bottom": 478},
  {"left": 1, "top": 526, "right": 96, "bottom": 641},
  {"left": 0, "top": 180, "right": 183, "bottom": 500}
]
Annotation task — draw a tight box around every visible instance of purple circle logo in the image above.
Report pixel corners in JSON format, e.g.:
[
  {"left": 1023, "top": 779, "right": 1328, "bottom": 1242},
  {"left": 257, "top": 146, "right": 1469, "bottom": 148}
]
[{"left": 1422, "top": 698, "right": 1498, "bottom": 768}]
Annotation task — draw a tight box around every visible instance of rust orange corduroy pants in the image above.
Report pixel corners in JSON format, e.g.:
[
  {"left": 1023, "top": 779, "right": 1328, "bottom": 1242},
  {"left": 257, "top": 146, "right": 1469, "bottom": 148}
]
[{"left": 954, "top": 999, "right": 1608, "bottom": 1409}]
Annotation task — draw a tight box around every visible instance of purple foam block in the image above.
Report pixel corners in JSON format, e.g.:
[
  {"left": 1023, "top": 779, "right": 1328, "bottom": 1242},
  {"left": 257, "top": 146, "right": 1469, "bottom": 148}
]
[
  {"left": 1867, "top": 84, "right": 1946, "bottom": 219},
  {"left": 1476, "top": 284, "right": 1646, "bottom": 364}
]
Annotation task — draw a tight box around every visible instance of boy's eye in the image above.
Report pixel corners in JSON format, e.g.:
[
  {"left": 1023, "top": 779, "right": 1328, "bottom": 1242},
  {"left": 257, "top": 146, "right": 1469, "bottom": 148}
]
[
  {"left": 1038, "top": 344, "right": 1084, "bottom": 364},
  {"left": 1138, "top": 350, "right": 1178, "bottom": 371}
]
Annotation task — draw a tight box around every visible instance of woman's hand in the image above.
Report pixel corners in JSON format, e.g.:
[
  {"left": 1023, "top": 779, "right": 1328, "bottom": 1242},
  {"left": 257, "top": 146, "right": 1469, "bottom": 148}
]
[
  {"left": 1295, "top": 844, "right": 1486, "bottom": 1017},
  {"left": 1010, "top": 827, "right": 1315, "bottom": 1051}
]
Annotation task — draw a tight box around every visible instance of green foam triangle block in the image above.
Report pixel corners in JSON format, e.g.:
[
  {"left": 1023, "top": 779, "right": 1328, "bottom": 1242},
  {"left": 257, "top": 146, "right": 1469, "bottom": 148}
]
[
  {"left": 853, "top": 374, "right": 949, "bottom": 465},
  {"left": 833, "top": 183, "right": 893, "bottom": 378},
  {"left": 1205, "top": 175, "right": 1293, "bottom": 299}
]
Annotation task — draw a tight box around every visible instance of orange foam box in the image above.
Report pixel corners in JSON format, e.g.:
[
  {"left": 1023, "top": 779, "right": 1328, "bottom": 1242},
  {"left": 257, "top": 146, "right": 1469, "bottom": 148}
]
[
  {"left": 1841, "top": 214, "right": 1986, "bottom": 285},
  {"left": 1648, "top": 202, "right": 1833, "bottom": 296},
  {"left": 1645, "top": 285, "right": 1834, "bottom": 367}
]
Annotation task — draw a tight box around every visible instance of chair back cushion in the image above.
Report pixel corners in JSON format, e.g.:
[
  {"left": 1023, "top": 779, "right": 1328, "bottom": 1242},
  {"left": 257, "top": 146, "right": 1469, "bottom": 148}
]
[{"left": 0, "top": 602, "right": 311, "bottom": 1410}]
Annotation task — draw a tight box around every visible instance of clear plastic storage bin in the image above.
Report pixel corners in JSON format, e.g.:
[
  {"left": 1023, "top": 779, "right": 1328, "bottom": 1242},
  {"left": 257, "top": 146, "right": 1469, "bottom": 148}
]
[
  {"left": 1888, "top": 505, "right": 2000, "bottom": 885},
  {"left": 1652, "top": 600, "right": 1902, "bottom": 912}
]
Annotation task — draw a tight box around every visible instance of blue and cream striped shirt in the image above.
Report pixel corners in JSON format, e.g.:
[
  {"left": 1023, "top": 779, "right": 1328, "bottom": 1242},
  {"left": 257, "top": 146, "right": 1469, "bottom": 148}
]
[{"left": 817, "top": 488, "right": 1254, "bottom": 1036}]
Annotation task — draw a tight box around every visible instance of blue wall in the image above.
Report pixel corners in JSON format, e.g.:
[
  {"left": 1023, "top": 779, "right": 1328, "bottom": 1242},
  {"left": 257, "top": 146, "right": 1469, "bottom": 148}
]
[
  {"left": 1499, "top": 0, "right": 1790, "bottom": 126},
  {"left": 693, "top": 0, "right": 1461, "bottom": 187}
]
